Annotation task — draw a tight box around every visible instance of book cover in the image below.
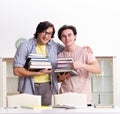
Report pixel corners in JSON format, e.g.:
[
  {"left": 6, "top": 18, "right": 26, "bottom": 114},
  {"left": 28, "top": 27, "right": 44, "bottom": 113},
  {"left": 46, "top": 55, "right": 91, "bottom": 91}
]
[
  {"left": 28, "top": 53, "right": 46, "bottom": 59},
  {"left": 57, "top": 63, "right": 72, "bottom": 68},
  {"left": 21, "top": 105, "right": 52, "bottom": 110},
  {"left": 54, "top": 69, "right": 78, "bottom": 76},
  {"left": 28, "top": 65, "right": 52, "bottom": 69},
  {"left": 57, "top": 57, "right": 73, "bottom": 64},
  {"left": 57, "top": 60, "right": 73, "bottom": 64},
  {"left": 52, "top": 105, "right": 76, "bottom": 109},
  {"left": 57, "top": 58, "right": 74, "bottom": 61},
  {"left": 30, "top": 58, "right": 50, "bottom": 62},
  {"left": 29, "top": 61, "right": 51, "bottom": 66}
]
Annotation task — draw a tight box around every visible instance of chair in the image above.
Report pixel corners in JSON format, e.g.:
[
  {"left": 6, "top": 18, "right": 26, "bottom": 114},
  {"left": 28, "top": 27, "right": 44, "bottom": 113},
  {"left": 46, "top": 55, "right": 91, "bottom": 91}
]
[{"left": 7, "top": 93, "right": 41, "bottom": 107}]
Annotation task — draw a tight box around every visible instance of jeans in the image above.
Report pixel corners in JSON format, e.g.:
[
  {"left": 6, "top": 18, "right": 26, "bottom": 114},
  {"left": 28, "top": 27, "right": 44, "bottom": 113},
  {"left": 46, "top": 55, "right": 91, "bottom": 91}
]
[{"left": 34, "top": 82, "right": 52, "bottom": 106}]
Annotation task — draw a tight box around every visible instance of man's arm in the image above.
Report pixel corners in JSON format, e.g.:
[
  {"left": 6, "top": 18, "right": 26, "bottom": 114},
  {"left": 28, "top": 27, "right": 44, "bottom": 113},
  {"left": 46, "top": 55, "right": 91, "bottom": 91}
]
[
  {"left": 13, "top": 67, "right": 52, "bottom": 77},
  {"left": 72, "top": 60, "right": 101, "bottom": 74},
  {"left": 83, "top": 46, "right": 93, "bottom": 54}
]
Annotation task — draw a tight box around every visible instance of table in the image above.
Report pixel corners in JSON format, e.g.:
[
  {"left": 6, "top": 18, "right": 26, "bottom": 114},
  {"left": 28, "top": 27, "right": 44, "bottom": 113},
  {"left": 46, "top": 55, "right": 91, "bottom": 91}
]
[{"left": 0, "top": 106, "right": 120, "bottom": 114}]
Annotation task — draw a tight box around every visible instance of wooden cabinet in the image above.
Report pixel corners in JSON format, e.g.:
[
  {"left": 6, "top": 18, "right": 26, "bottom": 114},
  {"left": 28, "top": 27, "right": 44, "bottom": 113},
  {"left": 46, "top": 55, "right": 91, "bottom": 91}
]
[
  {"left": 91, "top": 56, "right": 116, "bottom": 105},
  {"left": 0, "top": 58, "right": 19, "bottom": 107}
]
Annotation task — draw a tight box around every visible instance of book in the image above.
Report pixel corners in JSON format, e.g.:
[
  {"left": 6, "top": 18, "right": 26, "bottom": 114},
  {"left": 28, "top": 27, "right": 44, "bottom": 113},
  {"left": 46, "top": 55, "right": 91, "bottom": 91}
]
[
  {"left": 52, "top": 104, "right": 76, "bottom": 109},
  {"left": 29, "top": 65, "right": 52, "bottom": 69},
  {"left": 57, "top": 58, "right": 74, "bottom": 61},
  {"left": 28, "top": 53, "right": 46, "bottom": 59},
  {"left": 57, "top": 63, "right": 72, "bottom": 68},
  {"left": 54, "top": 69, "right": 78, "bottom": 76},
  {"left": 30, "top": 58, "right": 50, "bottom": 62},
  {"left": 21, "top": 105, "right": 52, "bottom": 110},
  {"left": 24, "top": 53, "right": 52, "bottom": 71},
  {"left": 55, "top": 57, "right": 78, "bottom": 76},
  {"left": 57, "top": 57, "right": 73, "bottom": 64},
  {"left": 57, "top": 60, "right": 73, "bottom": 64},
  {"left": 29, "top": 61, "right": 51, "bottom": 66}
]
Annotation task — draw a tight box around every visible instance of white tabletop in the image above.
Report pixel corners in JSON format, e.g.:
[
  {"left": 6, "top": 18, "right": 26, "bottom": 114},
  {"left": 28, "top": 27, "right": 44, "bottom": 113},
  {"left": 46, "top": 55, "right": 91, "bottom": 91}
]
[{"left": 0, "top": 106, "right": 120, "bottom": 114}]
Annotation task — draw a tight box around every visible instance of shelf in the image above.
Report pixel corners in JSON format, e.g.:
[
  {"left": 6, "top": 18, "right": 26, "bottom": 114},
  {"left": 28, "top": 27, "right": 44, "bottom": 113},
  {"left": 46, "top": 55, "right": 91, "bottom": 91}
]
[
  {"left": 93, "top": 91, "right": 113, "bottom": 93},
  {"left": 2, "top": 58, "right": 13, "bottom": 62},
  {"left": 91, "top": 56, "right": 115, "bottom": 105},
  {"left": 0, "top": 57, "right": 19, "bottom": 107},
  {"left": 7, "top": 76, "right": 18, "bottom": 78},
  {"left": 7, "top": 91, "right": 19, "bottom": 95},
  {"left": 91, "top": 75, "right": 113, "bottom": 77},
  {"left": 92, "top": 92, "right": 113, "bottom": 105}
]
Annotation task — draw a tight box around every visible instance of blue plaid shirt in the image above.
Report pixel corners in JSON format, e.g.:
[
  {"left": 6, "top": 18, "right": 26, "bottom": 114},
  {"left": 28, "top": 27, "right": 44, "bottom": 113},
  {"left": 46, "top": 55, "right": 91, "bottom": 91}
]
[{"left": 13, "top": 38, "right": 64, "bottom": 94}]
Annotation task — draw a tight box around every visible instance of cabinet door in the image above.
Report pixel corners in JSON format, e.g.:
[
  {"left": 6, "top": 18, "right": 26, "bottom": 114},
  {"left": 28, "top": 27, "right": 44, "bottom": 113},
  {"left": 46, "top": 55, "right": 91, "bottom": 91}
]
[
  {"left": 0, "top": 58, "right": 19, "bottom": 107},
  {"left": 91, "top": 57, "right": 113, "bottom": 105},
  {"left": 6, "top": 60, "right": 19, "bottom": 95}
]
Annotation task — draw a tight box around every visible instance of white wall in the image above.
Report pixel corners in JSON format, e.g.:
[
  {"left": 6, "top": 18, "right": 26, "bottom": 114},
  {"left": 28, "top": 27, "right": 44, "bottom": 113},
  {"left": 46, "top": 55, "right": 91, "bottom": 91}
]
[{"left": 0, "top": 0, "right": 120, "bottom": 57}]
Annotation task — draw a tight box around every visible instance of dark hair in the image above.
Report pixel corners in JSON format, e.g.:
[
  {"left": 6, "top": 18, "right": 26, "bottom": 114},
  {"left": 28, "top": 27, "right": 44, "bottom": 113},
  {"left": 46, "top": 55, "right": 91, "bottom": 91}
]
[
  {"left": 34, "top": 21, "right": 55, "bottom": 38},
  {"left": 58, "top": 25, "right": 77, "bottom": 40}
]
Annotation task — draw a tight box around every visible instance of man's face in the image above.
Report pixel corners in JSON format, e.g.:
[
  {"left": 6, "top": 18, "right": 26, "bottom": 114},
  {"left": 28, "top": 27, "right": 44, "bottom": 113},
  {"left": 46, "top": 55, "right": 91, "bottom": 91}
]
[
  {"left": 37, "top": 27, "right": 53, "bottom": 45},
  {"left": 60, "top": 29, "right": 76, "bottom": 47}
]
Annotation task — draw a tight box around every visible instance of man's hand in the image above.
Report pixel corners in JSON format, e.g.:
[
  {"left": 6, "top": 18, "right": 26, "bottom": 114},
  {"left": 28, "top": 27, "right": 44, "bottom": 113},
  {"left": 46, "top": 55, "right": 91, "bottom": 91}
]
[
  {"left": 38, "top": 69, "right": 52, "bottom": 75},
  {"left": 58, "top": 72, "right": 71, "bottom": 82},
  {"left": 83, "top": 46, "right": 93, "bottom": 54}
]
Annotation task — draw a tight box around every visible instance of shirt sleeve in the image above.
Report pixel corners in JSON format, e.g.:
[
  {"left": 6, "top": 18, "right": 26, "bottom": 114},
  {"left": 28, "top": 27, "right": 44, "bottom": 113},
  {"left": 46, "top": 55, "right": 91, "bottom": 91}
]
[
  {"left": 13, "top": 42, "right": 29, "bottom": 68},
  {"left": 56, "top": 42, "right": 65, "bottom": 55}
]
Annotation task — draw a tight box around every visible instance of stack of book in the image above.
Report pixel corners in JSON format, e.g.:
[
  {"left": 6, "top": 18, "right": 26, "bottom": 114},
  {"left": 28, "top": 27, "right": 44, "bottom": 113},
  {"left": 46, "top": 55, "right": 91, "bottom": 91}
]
[
  {"left": 54, "top": 58, "right": 78, "bottom": 76},
  {"left": 24, "top": 54, "right": 52, "bottom": 71}
]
